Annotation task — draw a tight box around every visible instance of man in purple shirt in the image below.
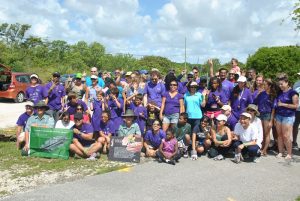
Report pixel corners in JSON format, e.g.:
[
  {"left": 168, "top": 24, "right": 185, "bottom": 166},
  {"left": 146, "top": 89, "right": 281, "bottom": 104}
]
[
  {"left": 219, "top": 68, "right": 234, "bottom": 103},
  {"left": 143, "top": 71, "right": 166, "bottom": 107},
  {"left": 70, "top": 113, "right": 101, "bottom": 160},
  {"left": 16, "top": 101, "right": 34, "bottom": 149},
  {"left": 44, "top": 72, "right": 66, "bottom": 121}
]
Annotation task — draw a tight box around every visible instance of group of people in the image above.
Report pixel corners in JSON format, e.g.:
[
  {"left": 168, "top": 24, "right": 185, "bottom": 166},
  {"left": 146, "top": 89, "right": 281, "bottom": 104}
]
[{"left": 15, "top": 58, "right": 300, "bottom": 164}]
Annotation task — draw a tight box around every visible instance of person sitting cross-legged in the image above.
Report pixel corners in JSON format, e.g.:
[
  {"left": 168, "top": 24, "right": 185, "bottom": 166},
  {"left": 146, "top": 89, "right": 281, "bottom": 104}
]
[{"left": 70, "top": 113, "right": 102, "bottom": 160}]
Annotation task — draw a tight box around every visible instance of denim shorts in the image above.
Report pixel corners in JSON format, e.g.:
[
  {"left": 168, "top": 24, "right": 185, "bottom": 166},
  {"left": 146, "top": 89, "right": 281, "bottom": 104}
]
[
  {"left": 259, "top": 113, "right": 271, "bottom": 121},
  {"left": 163, "top": 113, "right": 179, "bottom": 124},
  {"left": 275, "top": 114, "right": 295, "bottom": 125}
]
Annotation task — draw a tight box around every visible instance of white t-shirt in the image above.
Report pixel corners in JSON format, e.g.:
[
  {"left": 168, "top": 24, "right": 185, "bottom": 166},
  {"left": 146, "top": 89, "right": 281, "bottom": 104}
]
[
  {"left": 251, "top": 117, "right": 263, "bottom": 148},
  {"left": 234, "top": 123, "right": 258, "bottom": 144},
  {"left": 55, "top": 120, "right": 74, "bottom": 129}
]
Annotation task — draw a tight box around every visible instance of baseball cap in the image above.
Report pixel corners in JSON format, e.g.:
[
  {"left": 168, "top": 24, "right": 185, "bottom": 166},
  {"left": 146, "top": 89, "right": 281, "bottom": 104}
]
[
  {"left": 237, "top": 76, "right": 247, "bottom": 82},
  {"left": 221, "top": 105, "right": 232, "bottom": 111},
  {"left": 91, "top": 75, "right": 98, "bottom": 79},
  {"left": 30, "top": 74, "right": 39, "bottom": 79},
  {"left": 25, "top": 101, "right": 34, "bottom": 107},
  {"left": 52, "top": 72, "right": 60, "bottom": 77},
  {"left": 240, "top": 112, "right": 252, "bottom": 119},
  {"left": 75, "top": 73, "right": 82, "bottom": 79},
  {"left": 216, "top": 114, "right": 228, "bottom": 122},
  {"left": 125, "top": 71, "right": 132, "bottom": 76}
]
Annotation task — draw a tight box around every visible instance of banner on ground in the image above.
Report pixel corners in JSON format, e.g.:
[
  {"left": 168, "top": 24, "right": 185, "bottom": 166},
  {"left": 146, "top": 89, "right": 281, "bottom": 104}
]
[{"left": 29, "top": 127, "right": 73, "bottom": 159}]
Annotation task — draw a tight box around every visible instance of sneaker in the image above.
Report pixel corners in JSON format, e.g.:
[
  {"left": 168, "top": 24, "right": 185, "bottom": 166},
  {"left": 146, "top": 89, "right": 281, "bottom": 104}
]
[
  {"left": 292, "top": 143, "right": 299, "bottom": 150},
  {"left": 213, "top": 154, "right": 224, "bottom": 161},
  {"left": 232, "top": 155, "right": 241, "bottom": 164},
  {"left": 86, "top": 153, "right": 97, "bottom": 161},
  {"left": 252, "top": 157, "right": 260, "bottom": 163},
  {"left": 276, "top": 153, "right": 283, "bottom": 158},
  {"left": 167, "top": 159, "right": 176, "bottom": 165},
  {"left": 183, "top": 147, "right": 188, "bottom": 158}
]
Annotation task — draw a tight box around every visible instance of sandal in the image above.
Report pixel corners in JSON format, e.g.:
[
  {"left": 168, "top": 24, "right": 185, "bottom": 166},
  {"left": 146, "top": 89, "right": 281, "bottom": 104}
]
[
  {"left": 276, "top": 153, "right": 283, "bottom": 158},
  {"left": 284, "top": 155, "right": 292, "bottom": 160}
]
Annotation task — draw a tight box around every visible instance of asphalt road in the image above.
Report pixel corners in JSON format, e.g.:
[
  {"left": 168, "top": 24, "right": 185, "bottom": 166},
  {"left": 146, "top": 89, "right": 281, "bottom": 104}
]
[{"left": 2, "top": 152, "right": 300, "bottom": 201}]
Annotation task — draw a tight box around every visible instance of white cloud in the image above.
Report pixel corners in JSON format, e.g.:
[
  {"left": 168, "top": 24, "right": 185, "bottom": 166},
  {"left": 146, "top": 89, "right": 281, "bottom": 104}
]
[{"left": 0, "top": 0, "right": 298, "bottom": 64}]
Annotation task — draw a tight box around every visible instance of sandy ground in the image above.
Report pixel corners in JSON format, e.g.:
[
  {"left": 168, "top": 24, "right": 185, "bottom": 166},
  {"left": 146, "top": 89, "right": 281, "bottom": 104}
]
[{"left": 0, "top": 99, "right": 27, "bottom": 129}]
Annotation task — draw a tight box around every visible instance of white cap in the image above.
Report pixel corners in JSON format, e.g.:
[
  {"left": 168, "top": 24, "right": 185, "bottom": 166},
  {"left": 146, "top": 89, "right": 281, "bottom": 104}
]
[
  {"left": 237, "top": 76, "right": 247, "bottom": 82},
  {"left": 240, "top": 112, "right": 252, "bottom": 119},
  {"left": 216, "top": 114, "right": 228, "bottom": 122},
  {"left": 30, "top": 74, "right": 39, "bottom": 79},
  {"left": 25, "top": 101, "right": 34, "bottom": 107},
  {"left": 91, "top": 75, "right": 98, "bottom": 79},
  {"left": 190, "top": 81, "right": 198, "bottom": 86},
  {"left": 297, "top": 72, "right": 300, "bottom": 76},
  {"left": 221, "top": 105, "right": 231, "bottom": 111}
]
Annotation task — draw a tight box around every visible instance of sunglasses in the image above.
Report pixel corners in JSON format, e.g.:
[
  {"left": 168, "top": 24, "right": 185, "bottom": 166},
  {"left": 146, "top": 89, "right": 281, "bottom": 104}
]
[
  {"left": 76, "top": 108, "right": 83, "bottom": 110},
  {"left": 25, "top": 106, "right": 33, "bottom": 109},
  {"left": 193, "top": 71, "right": 198, "bottom": 74},
  {"left": 115, "top": 71, "right": 120, "bottom": 74},
  {"left": 91, "top": 71, "right": 96, "bottom": 72},
  {"left": 170, "top": 84, "right": 177, "bottom": 86},
  {"left": 190, "top": 86, "right": 197, "bottom": 88}
]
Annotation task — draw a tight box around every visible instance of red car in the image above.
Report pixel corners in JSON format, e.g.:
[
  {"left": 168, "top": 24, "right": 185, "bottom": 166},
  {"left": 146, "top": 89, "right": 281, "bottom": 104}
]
[{"left": 0, "top": 63, "right": 31, "bottom": 103}]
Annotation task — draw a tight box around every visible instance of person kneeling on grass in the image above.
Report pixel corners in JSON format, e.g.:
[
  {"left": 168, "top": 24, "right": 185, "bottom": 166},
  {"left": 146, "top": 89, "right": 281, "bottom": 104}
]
[
  {"left": 70, "top": 113, "right": 102, "bottom": 160},
  {"left": 156, "top": 128, "right": 181, "bottom": 165},
  {"left": 143, "top": 120, "right": 166, "bottom": 158},
  {"left": 232, "top": 112, "right": 260, "bottom": 163}
]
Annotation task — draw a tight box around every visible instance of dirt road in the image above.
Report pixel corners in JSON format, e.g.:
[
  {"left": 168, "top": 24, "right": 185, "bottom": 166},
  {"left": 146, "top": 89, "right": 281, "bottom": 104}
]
[{"left": 0, "top": 99, "right": 27, "bottom": 128}]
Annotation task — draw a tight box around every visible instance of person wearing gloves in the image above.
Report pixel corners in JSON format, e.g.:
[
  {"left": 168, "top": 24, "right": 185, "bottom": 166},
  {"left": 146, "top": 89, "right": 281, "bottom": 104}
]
[{"left": 232, "top": 112, "right": 260, "bottom": 163}]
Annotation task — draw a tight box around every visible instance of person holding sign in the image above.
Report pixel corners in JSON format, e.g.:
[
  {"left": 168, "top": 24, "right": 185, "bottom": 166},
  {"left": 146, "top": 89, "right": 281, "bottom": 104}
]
[
  {"left": 117, "top": 109, "right": 141, "bottom": 137},
  {"left": 69, "top": 113, "right": 101, "bottom": 160}
]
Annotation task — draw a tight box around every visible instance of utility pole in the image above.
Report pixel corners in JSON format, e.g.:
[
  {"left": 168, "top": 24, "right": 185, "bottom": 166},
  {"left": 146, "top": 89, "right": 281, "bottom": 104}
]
[{"left": 184, "top": 37, "right": 187, "bottom": 72}]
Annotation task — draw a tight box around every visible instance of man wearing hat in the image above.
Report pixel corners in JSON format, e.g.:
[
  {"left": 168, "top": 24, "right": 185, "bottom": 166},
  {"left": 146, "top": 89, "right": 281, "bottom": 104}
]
[
  {"left": 23, "top": 101, "right": 55, "bottom": 152},
  {"left": 85, "top": 67, "right": 105, "bottom": 88},
  {"left": 118, "top": 109, "right": 141, "bottom": 137},
  {"left": 232, "top": 112, "right": 260, "bottom": 163},
  {"left": 69, "top": 113, "right": 101, "bottom": 160},
  {"left": 43, "top": 72, "right": 66, "bottom": 121},
  {"left": 25, "top": 74, "right": 44, "bottom": 105},
  {"left": 15, "top": 101, "right": 35, "bottom": 149},
  {"left": 292, "top": 72, "right": 300, "bottom": 150}
]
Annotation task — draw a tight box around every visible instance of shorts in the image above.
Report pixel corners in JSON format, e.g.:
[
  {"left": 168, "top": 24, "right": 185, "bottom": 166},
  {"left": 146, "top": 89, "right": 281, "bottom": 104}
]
[
  {"left": 259, "top": 113, "right": 271, "bottom": 121},
  {"left": 18, "top": 132, "right": 25, "bottom": 142},
  {"left": 163, "top": 113, "right": 179, "bottom": 124},
  {"left": 197, "top": 138, "right": 206, "bottom": 146},
  {"left": 275, "top": 114, "right": 295, "bottom": 125}
]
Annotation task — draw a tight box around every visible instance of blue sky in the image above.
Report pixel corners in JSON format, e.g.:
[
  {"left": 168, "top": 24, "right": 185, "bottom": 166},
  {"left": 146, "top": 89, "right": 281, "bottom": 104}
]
[{"left": 0, "top": 0, "right": 299, "bottom": 64}]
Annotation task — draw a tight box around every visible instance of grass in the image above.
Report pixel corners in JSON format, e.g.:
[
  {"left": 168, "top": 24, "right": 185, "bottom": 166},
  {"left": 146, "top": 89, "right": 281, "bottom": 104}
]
[
  {"left": 0, "top": 141, "right": 130, "bottom": 178},
  {"left": 296, "top": 196, "right": 300, "bottom": 201}
]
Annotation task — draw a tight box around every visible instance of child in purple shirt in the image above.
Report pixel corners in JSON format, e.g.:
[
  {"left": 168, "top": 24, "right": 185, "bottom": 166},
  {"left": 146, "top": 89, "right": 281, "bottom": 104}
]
[
  {"left": 131, "top": 94, "right": 147, "bottom": 136},
  {"left": 156, "top": 128, "right": 181, "bottom": 165},
  {"left": 97, "top": 111, "right": 115, "bottom": 154}
]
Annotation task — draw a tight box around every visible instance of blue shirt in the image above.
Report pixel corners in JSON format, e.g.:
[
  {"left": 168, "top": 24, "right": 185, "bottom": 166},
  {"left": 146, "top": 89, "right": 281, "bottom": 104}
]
[
  {"left": 85, "top": 76, "right": 105, "bottom": 88},
  {"left": 25, "top": 114, "right": 55, "bottom": 132},
  {"left": 118, "top": 123, "right": 141, "bottom": 137},
  {"left": 184, "top": 92, "right": 203, "bottom": 119}
]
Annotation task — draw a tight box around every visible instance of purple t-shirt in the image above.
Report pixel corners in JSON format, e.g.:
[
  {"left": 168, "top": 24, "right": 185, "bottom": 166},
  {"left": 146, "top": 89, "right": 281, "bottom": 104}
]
[
  {"left": 25, "top": 85, "right": 44, "bottom": 105},
  {"left": 133, "top": 105, "right": 147, "bottom": 134},
  {"left": 222, "top": 79, "right": 234, "bottom": 102},
  {"left": 99, "top": 120, "right": 115, "bottom": 136},
  {"left": 43, "top": 82, "right": 66, "bottom": 110},
  {"left": 67, "top": 100, "right": 88, "bottom": 115},
  {"left": 108, "top": 98, "right": 124, "bottom": 119},
  {"left": 144, "top": 129, "right": 166, "bottom": 149},
  {"left": 163, "top": 92, "right": 183, "bottom": 115},
  {"left": 206, "top": 89, "right": 227, "bottom": 111},
  {"left": 275, "top": 89, "right": 298, "bottom": 117},
  {"left": 144, "top": 81, "right": 166, "bottom": 107},
  {"left": 230, "top": 88, "right": 253, "bottom": 119},
  {"left": 91, "top": 99, "right": 103, "bottom": 132},
  {"left": 16, "top": 112, "right": 31, "bottom": 130},
  {"left": 227, "top": 114, "right": 238, "bottom": 131},
  {"left": 254, "top": 91, "right": 274, "bottom": 114},
  {"left": 73, "top": 123, "right": 94, "bottom": 147}
]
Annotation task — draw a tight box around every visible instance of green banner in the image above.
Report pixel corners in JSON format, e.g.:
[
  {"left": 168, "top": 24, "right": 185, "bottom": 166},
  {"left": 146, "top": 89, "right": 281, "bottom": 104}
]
[{"left": 29, "top": 127, "right": 73, "bottom": 160}]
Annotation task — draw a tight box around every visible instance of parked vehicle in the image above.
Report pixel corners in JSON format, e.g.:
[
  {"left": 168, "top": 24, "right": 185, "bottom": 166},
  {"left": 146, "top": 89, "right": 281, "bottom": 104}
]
[{"left": 0, "top": 64, "right": 31, "bottom": 103}]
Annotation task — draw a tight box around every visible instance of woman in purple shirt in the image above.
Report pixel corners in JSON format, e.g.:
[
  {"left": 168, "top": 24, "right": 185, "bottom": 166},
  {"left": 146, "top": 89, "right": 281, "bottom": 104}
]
[
  {"left": 254, "top": 78, "right": 276, "bottom": 156},
  {"left": 203, "top": 77, "right": 227, "bottom": 119},
  {"left": 229, "top": 76, "right": 253, "bottom": 119},
  {"left": 274, "top": 74, "right": 299, "bottom": 159},
  {"left": 251, "top": 74, "right": 264, "bottom": 101},
  {"left": 25, "top": 74, "right": 44, "bottom": 105},
  {"left": 160, "top": 80, "right": 184, "bottom": 131}
]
